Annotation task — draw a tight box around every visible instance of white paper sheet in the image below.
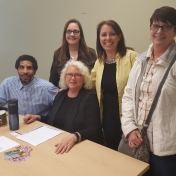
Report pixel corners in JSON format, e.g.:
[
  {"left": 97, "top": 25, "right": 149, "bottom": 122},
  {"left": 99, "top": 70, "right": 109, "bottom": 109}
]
[
  {"left": 0, "top": 136, "right": 20, "bottom": 153},
  {"left": 16, "top": 126, "right": 63, "bottom": 146}
]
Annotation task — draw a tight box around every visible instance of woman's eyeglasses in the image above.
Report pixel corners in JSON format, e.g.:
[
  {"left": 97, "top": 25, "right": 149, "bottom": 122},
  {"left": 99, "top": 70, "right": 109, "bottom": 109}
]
[
  {"left": 66, "top": 30, "right": 80, "bottom": 35},
  {"left": 66, "top": 73, "right": 82, "bottom": 79},
  {"left": 150, "top": 24, "right": 175, "bottom": 32}
]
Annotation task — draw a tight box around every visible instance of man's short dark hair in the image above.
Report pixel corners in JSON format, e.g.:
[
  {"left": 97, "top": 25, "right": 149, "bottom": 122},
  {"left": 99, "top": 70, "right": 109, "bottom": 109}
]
[{"left": 15, "top": 55, "right": 38, "bottom": 71}]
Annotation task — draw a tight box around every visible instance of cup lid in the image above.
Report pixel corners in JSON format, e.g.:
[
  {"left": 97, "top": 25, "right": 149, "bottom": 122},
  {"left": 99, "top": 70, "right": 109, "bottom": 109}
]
[{"left": 0, "top": 110, "right": 6, "bottom": 115}]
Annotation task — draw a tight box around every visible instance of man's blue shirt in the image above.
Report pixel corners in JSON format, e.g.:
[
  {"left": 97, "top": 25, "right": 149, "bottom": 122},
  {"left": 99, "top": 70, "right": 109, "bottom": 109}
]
[{"left": 0, "top": 76, "right": 58, "bottom": 116}]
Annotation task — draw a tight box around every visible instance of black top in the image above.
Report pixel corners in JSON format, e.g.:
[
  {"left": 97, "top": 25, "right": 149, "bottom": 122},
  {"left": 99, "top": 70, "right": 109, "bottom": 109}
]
[
  {"left": 101, "top": 63, "right": 119, "bottom": 117},
  {"left": 41, "top": 88, "right": 103, "bottom": 145},
  {"left": 49, "top": 47, "right": 97, "bottom": 87},
  {"left": 53, "top": 95, "right": 76, "bottom": 130}
]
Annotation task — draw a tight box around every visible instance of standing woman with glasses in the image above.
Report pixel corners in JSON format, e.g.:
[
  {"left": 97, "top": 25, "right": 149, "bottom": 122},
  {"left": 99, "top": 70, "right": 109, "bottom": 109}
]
[
  {"left": 49, "top": 19, "right": 97, "bottom": 87},
  {"left": 121, "top": 6, "right": 176, "bottom": 176},
  {"left": 91, "top": 20, "right": 138, "bottom": 150}
]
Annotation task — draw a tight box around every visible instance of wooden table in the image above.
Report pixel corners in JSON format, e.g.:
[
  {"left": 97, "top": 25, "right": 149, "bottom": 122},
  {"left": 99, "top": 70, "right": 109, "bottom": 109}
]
[{"left": 0, "top": 116, "right": 149, "bottom": 176}]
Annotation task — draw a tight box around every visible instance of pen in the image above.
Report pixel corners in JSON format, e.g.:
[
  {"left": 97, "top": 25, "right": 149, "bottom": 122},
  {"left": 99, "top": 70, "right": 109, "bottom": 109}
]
[{"left": 15, "top": 131, "right": 22, "bottom": 135}]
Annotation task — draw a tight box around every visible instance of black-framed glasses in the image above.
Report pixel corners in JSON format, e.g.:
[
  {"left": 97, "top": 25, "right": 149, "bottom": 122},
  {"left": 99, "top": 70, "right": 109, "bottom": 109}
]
[
  {"left": 66, "top": 73, "right": 82, "bottom": 79},
  {"left": 66, "top": 30, "right": 80, "bottom": 35},
  {"left": 150, "top": 24, "right": 175, "bottom": 32}
]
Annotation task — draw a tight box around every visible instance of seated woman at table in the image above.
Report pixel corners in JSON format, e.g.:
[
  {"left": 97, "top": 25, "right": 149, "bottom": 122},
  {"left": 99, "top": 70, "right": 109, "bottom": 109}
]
[{"left": 24, "top": 60, "right": 103, "bottom": 154}]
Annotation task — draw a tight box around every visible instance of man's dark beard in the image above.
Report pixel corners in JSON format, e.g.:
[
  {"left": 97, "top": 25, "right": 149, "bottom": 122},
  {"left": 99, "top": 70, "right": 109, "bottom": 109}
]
[{"left": 20, "top": 76, "right": 34, "bottom": 85}]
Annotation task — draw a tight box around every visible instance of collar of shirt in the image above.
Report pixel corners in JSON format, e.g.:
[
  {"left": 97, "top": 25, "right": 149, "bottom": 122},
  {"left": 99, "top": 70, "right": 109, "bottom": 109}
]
[
  {"left": 146, "top": 41, "right": 175, "bottom": 66},
  {"left": 18, "top": 77, "right": 36, "bottom": 90}
]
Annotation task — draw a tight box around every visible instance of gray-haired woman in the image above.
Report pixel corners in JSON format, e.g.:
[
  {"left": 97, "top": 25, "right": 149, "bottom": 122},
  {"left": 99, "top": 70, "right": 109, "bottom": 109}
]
[{"left": 24, "top": 60, "right": 103, "bottom": 154}]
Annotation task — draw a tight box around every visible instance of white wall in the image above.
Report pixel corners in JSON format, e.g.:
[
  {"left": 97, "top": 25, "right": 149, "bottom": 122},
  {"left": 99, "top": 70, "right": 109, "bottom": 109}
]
[{"left": 0, "top": 0, "right": 176, "bottom": 82}]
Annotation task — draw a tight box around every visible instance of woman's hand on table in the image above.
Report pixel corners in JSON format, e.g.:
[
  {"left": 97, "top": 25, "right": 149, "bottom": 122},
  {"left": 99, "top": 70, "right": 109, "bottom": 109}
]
[
  {"left": 55, "top": 133, "right": 78, "bottom": 154},
  {"left": 127, "top": 130, "right": 143, "bottom": 148},
  {"left": 23, "top": 114, "right": 41, "bottom": 124}
]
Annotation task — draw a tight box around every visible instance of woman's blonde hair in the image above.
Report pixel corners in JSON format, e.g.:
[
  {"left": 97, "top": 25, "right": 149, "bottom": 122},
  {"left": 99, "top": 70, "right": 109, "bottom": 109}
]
[{"left": 59, "top": 60, "right": 93, "bottom": 90}]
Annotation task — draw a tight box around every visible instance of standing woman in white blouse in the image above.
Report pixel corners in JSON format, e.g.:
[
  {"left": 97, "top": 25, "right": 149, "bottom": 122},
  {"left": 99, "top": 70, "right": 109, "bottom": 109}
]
[{"left": 122, "top": 6, "right": 176, "bottom": 176}]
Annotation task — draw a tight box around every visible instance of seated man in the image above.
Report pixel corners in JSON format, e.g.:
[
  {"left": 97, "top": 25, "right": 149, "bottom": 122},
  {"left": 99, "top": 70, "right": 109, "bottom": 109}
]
[{"left": 0, "top": 55, "right": 58, "bottom": 121}]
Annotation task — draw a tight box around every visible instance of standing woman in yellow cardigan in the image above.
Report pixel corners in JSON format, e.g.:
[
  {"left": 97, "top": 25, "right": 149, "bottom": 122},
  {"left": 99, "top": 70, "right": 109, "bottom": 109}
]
[{"left": 91, "top": 20, "right": 138, "bottom": 150}]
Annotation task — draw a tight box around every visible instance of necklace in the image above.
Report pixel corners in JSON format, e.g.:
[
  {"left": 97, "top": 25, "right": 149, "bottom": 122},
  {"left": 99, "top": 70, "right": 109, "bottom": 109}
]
[
  {"left": 105, "top": 58, "right": 116, "bottom": 64},
  {"left": 70, "top": 55, "right": 78, "bottom": 61},
  {"left": 70, "top": 56, "right": 74, "bottom": 60}
]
